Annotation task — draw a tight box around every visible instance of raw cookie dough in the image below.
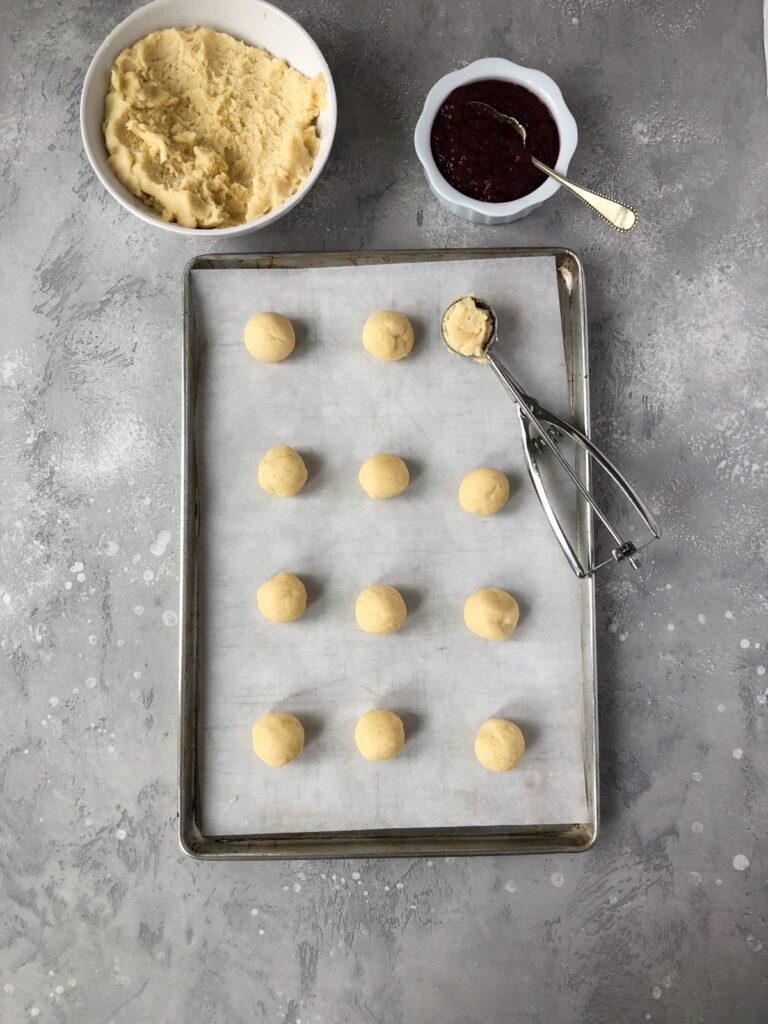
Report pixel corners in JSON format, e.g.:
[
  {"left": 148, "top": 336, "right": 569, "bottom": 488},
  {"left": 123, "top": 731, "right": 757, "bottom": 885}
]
[
  {"left": 244, "top": 312, "right": 296, "bottom": 363},
  {"left": 258, "top": 445, "right": 308, "bottom": 497},
  {"left": 464, "top": 587, "right": 520, "bottom": 640},
  {"left": 103, "top": 27, "right": 326, "bottom": 228},
  {"left": 252, "top": 712, "right": 305, "bottom": 767},
  {"left": 355, "top": 709, "right": 405, "bottom": 761},
  {"left": 442, "top": 295, "right": 493, "bottom": 359},
  {"left": 359, "top": 453, "right": 410, "bottom": 499},
  {"left": 459, "top": 467, "right": 510, "bottom": 516},
  {"left": 362, "top": 310, "right": 414, "bottom": 361},
  {"left": 355, "top": 585, "right": 407, "bottom": 634},
  {"left": 257, "top": 572, "right": 307, "bottom": 623},
  {"left": 474, "top": 718, "right": 525, "bottom": 772}
]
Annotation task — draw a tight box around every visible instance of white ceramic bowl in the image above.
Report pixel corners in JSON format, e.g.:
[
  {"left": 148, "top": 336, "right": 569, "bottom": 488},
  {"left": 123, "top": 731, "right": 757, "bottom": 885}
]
[
  {"left": 80, "top": 0, "right": 337, "bottom": 237},
  {"left": 414, "top": 58, "right": 577, "bottom": 225}
]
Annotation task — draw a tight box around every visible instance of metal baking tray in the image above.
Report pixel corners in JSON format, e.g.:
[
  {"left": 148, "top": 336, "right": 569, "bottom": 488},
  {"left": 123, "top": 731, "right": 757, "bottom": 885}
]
[{"left": 179, "top": 248, "right": 597, "bottom": 859}]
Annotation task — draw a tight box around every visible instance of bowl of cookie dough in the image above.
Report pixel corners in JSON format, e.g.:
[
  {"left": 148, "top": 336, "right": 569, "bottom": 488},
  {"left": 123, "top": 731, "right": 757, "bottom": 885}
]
[{"left": 80, "top": 0, "right": 337, "bottom": 237}]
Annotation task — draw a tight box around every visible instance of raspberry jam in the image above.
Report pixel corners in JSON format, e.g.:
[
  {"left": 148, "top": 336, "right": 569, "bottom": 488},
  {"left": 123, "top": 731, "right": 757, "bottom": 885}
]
[{"left": 430, "top": 79, "right": 560, "bottom": 203}]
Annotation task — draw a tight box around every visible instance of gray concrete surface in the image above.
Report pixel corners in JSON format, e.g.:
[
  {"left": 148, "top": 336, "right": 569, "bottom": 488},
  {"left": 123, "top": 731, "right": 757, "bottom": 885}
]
[{"left": 2, "top": 0, "right": 767, "bottom": 1021}]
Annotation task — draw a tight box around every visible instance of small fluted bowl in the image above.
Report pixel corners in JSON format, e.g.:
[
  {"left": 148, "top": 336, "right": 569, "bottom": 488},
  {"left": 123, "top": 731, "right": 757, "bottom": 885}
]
[{"left": 414, "top": 57, "right": 577, "bottom": 225}]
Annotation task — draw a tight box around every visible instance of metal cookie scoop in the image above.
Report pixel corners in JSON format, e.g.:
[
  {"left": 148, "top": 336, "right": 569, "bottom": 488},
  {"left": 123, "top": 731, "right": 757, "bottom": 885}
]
[
  {"left": 467, "top": 101, "right": 637, "bottom": 233},
  {"left": 441, "top": 296, "right": 660, "bottom": 578}
]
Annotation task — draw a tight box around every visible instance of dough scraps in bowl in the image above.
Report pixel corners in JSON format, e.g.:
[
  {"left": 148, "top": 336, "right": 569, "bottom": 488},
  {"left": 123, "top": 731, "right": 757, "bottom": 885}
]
[{"left": 103, "top": 26, "right": 327, "bottom": 228}]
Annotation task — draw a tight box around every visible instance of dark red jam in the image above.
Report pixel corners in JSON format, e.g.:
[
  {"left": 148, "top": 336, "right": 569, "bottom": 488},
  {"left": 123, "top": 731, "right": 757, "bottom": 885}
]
[{"left": 430, "top": 79, "right": 560, "bottom": 203}]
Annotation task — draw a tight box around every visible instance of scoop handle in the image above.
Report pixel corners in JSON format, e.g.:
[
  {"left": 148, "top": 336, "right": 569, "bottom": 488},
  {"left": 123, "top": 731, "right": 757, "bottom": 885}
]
[
  {"left": 530, "top": 155, "right": 638, "bottom": 232},
  {"left": 486, "top": 349, "right": 660, "bottom": 577}
]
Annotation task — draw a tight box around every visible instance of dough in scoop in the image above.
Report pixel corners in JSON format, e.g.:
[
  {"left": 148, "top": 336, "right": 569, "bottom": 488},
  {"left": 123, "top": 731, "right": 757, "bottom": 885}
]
[
  {"left": 464, "top": 587, "right": 520, "bottom": 640},
  {"left": 258, "top": 445, "right": 308, "bottom": 496},
  {"left": 442, "top": 295, "right": 493, "bottom": 359},
  {"left": 459, "top": 467, "right": 510, "bottom": 515},
  {"left": 355, "top": 709, "right": 405, "bottom": 761},
  {"left": 363, "top": 310, "right": 414, "bottom": 361},
  {"left": 257, "top": 572, "right": 307, "bottom": 623},
  {"left": 359, "top": 453, "right": 410, "bottom": 499},
  {"left": 252, "top": 712, "right": 305, "bottom": 767},
  {"left": 474, "top": 718, "right": 525, "bottom": 772},
  {"left": 355, "top": 585, "right": 407, "bottom": 634},
  {"left": 244, "top": 312, "right": 296, "bottom": 362}
]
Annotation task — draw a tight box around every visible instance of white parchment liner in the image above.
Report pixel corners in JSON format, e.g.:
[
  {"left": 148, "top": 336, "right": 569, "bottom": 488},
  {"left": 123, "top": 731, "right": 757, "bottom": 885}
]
[{"left": 192, "top": 256, "right": 589, "bottom": 834}]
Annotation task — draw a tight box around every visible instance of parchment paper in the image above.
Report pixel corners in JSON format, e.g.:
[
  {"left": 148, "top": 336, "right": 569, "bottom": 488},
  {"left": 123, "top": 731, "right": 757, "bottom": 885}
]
[{"left": 192, "top": 256, "right": 589, "bottom": 834}]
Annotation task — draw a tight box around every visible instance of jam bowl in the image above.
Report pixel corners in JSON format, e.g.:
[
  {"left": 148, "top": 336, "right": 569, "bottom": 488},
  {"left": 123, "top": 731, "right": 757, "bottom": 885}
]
[{"left": 414, "top": 58, "right": 577, "bottom": 225}]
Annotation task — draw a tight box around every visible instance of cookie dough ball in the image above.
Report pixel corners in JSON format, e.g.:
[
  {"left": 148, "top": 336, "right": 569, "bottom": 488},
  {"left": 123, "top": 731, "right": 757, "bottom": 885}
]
[
  {"left": 355, "top": 709, "right": 405, "bottom": 761},
  {"left": 355, "top": 585, "right": 407, "bottom": 634},
  {"left": 257, "top": 572, "right": 307, "bottom": 623},
  {"left": 258, "top": 445, "right": 308, "bottom": 497},
  {"left": 359, "top": 453, "right": 410, "bottom": 499},
  {"left": 252, "top": 712, "right": 305, "bottom": 767},
  {"left": 441, "top": 295, "right": 493, "bottom": 359},
  {"left": 464, "top": 588, "right": 520, "bottom": 640},
  {"left": 244, "top": 312, "right": 296, "bottom": 363},
  {"left": 474, "top": 718, "right": 525, "bottom": 772},
  {"left": 362, "top": 310, "right": 414, "bottom": 361},
  {"left": 459, "top": 467, "right": 510, "bottom": 516}
]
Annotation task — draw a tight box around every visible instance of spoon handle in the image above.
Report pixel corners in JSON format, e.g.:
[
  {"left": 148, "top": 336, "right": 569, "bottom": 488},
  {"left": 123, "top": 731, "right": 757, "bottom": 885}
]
[{"left": 530, "top": 155, "right": 638, "bottom": 232}]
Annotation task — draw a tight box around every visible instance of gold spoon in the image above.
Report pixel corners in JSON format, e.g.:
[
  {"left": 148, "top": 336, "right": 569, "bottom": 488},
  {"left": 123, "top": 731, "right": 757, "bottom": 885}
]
[{"left": 468, "top": 100, "right": 637, "bottom": 233}]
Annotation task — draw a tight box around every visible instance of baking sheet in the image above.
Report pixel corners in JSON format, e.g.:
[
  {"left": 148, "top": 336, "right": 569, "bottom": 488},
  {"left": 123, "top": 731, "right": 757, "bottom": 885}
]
[{"left": 192, "top": 256, "right": 589, "bottom": 835}]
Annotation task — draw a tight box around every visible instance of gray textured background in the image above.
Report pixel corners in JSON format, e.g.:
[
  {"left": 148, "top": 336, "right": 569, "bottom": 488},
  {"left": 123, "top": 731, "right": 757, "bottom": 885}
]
[{"left": 2, "top": 0, "right": 767, "bottom": 1021}]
